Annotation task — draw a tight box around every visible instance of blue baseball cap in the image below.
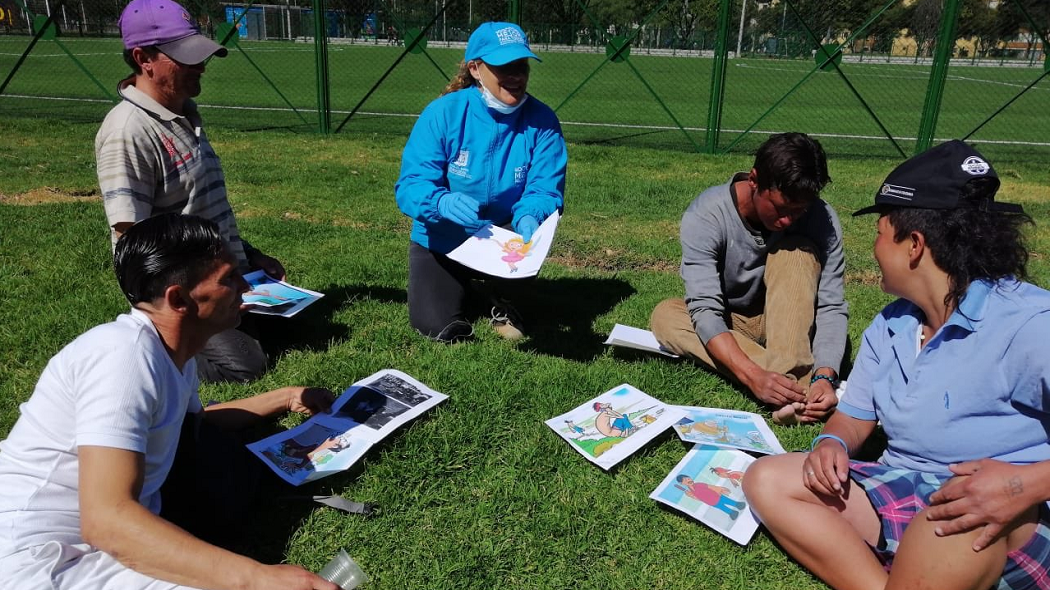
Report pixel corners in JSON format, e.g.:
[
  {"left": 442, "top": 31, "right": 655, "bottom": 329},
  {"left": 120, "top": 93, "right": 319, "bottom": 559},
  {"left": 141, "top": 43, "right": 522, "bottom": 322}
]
[{"left": 464, "top": 22, "right": 540, "bottom": 65}]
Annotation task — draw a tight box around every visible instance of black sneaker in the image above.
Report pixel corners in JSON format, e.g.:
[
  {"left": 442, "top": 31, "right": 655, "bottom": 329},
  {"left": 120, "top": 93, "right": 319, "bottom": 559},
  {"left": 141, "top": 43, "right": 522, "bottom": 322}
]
[
  {"left": 433, "top": 320, "right": 474, "bottom": 343},
  {"left": 489, "top": 300, "right": 524, "bottom": 340}
]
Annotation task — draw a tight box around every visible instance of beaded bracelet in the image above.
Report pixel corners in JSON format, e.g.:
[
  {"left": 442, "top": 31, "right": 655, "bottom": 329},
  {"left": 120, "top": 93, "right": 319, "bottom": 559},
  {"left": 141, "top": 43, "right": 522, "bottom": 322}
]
[
  {"left": 811, "top": 433, "right": 849, "bottom": 454},
  {"left": 810, "top": 374, "right": 838, "bottom": 388}
]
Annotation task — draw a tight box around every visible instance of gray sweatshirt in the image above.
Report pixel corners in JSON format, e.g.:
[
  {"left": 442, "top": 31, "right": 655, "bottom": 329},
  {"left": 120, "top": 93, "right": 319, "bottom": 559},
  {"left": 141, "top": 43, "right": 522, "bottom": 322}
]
[{"left": 680, "top": 173, "right": 848, "bottom": 372}]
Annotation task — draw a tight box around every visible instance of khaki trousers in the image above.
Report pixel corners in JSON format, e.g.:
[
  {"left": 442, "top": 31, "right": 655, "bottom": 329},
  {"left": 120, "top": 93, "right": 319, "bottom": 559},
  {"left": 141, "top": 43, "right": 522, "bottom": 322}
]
[{"left": 651, "top": 236, "right": 821, "bottom": 383}]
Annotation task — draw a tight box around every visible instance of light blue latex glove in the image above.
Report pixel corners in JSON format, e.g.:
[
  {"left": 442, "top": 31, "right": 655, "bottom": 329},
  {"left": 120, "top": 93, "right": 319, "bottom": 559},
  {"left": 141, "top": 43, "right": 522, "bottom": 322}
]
[
  {"left": 515, "top": 215, "right": 539, "bottom": 243},
  {"left": 437, "top": 192, "right": 480, "bottom": 227}
]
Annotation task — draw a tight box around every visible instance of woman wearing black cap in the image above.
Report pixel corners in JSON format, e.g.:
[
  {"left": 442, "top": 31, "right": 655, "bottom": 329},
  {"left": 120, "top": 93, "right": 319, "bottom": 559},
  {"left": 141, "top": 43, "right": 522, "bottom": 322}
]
[
  {"left": 395, "top": 22, "right": 567, "bottom": 343},
  {"left": 743, "top": 140, "right": 1050, "bottom": 590}
]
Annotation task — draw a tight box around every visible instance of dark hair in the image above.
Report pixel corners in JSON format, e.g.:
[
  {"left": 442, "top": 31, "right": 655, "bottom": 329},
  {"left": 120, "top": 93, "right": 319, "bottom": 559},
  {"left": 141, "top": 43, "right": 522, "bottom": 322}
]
[
  {"left": 886, "top": 176, "right": 1033, "bottom": 311},
  {"left": 123, "top": 46, "right": 160, "bottom": 75},
  {"left": 752, "top": 132, "right": 831, "bottom": 204},
  {"left": 114, "top": 213, "right": 228, "bottom": 305}
]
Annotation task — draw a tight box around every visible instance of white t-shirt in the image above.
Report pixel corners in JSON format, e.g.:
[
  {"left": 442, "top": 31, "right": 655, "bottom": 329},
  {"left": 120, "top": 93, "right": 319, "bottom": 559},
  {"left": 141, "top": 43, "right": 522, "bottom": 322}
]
[{"left": 0, "top": 309, "right": 200, "bottom": 556}]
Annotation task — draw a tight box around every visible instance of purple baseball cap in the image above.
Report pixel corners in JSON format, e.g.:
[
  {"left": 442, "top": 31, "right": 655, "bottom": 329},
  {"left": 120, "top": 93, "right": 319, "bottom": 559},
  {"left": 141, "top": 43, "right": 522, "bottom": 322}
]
[{"left": 119, "top": 0, "right": 227, "bottom": 65}]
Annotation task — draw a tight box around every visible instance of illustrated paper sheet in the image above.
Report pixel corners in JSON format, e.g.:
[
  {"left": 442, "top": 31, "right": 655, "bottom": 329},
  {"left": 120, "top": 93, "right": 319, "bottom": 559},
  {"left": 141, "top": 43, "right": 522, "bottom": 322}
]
[
  {"left": 603, "top": 324, "right": 678, "bottom": 357},
  {"left": 650, "top": 446, "right": 760, "bottom": 545},
  {"left": 545, "top": 383, "right": 684, "bottom": 470},
  {"left": 671, "top": 407, "right": 785, "bottom": 455},
  {"left": 248, "top": 369, "right": 447, "bottom": 485},
  {"left": 243, "top": 270, "right": 324, "bottom": 318},
  {"left": 446, "top": 211, "right": 560, "bottom": 279}
]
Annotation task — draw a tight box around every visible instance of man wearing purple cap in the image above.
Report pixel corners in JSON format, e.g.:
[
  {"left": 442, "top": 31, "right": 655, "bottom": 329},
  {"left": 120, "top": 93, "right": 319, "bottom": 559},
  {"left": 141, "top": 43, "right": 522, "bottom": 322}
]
[{"left": 96, "top": 0, "right": 283, "bottom": 383}]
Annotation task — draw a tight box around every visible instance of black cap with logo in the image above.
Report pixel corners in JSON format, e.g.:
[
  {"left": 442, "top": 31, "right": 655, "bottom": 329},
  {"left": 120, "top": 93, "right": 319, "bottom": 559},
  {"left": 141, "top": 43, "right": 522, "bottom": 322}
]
[{"left": 853, "top": 140, "right": 1022, "bottom": 216}]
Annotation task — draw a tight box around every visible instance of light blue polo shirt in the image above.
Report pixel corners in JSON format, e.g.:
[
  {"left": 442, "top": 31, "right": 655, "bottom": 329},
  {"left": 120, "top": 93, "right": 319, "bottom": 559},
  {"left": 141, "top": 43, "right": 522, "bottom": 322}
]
[{"left": 840, "top": 278, "right": 1050, "bottom": 475}]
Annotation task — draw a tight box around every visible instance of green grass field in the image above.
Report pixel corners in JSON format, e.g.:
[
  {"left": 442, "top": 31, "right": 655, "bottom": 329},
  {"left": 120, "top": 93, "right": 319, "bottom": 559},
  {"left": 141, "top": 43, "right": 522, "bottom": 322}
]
[
  {"left": 2, "top": 108, "right": 1050, "bottom": 588},
  {"left": 2, "top": 34, "right": 1049, "bottom": 157}
]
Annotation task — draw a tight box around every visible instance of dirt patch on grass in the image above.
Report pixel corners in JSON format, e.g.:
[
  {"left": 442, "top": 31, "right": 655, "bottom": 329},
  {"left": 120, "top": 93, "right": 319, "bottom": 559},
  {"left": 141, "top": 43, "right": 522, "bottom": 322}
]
[
  {"left": 847, "top": 269, "right": 882, "bottom": 287},
  {"left": 0, "top": 187, "right": 98, "bottom": 205},
  {"left": 549, "top": 249, "right": 677, "bottom": 273}
]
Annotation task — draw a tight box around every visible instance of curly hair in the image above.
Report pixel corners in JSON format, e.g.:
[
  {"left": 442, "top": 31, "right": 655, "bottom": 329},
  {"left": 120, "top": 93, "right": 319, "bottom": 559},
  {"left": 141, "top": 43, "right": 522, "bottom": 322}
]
[
  {"left": 441, "top": 61, "right": 477, "bottom": 96},
  {"left": 886, "top": 177, "right": 1032, "bottom": 312},
  {"left": 752, "top": 132, "right": 831, "bottom": 204}
]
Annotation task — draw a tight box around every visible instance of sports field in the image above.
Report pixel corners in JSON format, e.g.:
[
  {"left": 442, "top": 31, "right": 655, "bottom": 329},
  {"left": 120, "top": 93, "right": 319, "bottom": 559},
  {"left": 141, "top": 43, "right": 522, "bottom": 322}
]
[
  {"left": 2, "top": 35, "right": 1049, "bottom": 157},
  {"left": 3, "top": 100, "right": 1050, "bottom": 588}
]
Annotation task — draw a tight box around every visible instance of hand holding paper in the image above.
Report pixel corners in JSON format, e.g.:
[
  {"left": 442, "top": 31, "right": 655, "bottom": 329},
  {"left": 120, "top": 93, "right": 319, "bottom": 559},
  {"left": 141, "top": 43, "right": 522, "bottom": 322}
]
[
  {"left": 446, "top": 211, "right": 560, "bottom": 279},
  {"left": 515, "top": 215, "right": 539, "bottom": 243}
]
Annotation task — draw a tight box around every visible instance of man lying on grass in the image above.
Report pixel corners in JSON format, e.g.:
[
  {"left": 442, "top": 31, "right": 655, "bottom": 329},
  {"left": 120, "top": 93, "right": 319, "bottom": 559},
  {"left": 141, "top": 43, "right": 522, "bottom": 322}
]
[{"left": 0, "top": 214, "right": 340, "bottom": 590}]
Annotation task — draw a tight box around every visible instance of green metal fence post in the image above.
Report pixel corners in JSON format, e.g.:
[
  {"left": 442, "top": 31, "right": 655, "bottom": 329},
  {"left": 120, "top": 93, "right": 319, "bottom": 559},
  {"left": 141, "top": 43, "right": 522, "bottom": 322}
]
[
  {"left": 312, "top": 0, "right": 331, "bottom": 135},
  {"left": 704, "top": 0, "right": 732, "bottom": 154},
  {"left": 914, "top": 0, "right": 961, "bottom": 153},
  {"left": 507, "top": 0, "right": 520, "bottom": 24}
]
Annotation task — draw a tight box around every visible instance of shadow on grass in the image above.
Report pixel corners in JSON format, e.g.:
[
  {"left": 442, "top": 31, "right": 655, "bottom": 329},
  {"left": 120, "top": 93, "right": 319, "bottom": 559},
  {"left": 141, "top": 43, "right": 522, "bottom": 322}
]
[
  {"left": 514, "top": 276, "right": 636, "bottom": 361},
  {"left": 258, "top": 284, "right": 407, "bottom": 354},
  {"left": 231, "top": 421, "right": 376, "bottom": 564}
]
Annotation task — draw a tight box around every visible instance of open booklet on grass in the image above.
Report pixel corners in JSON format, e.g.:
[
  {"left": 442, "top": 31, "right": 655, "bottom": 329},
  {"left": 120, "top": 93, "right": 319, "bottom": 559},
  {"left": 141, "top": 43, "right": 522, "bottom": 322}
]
[
  {"left": 446, "top": 211, "right": 560, "bottom": 279},
  {"left": 650, "top": 445, "right": 760, "bottom": 545},
  {"left": 603, "top": 324, "right": 678, "bottom": 357},
  {"left": 242, "top": 270, "right": 324, "bottom": 318},
  {"left": 671, "top": 406, "right": 786, "bottom": 455},
  {"left": 247, "top": 370, "right": 447, "bottom": 485},
  {"left": 546, "top": 383, "right": 685, "bottom": 471}
]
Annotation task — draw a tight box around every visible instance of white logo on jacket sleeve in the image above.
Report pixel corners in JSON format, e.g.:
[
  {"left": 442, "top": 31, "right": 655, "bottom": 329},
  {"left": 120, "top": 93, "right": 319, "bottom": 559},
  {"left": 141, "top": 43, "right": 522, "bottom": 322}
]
[{"left": 514, "top": 165, "right": 527, "bottom": 184}]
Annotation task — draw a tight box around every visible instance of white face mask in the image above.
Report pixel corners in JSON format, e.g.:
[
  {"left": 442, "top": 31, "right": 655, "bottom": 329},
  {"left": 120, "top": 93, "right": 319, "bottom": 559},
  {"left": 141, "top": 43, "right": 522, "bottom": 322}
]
[
  {"left": 478, "top": 84, "right": 527, "bottom": 114},
  {"left": 473, "top": 64, "right": 528, "bottom": 114}
]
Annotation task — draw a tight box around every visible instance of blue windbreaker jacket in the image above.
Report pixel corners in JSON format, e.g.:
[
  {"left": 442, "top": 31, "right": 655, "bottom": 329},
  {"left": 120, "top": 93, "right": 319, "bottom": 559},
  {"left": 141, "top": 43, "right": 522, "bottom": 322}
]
[{"left": 395, "top": 87, "right": 567, "bottom": 253}]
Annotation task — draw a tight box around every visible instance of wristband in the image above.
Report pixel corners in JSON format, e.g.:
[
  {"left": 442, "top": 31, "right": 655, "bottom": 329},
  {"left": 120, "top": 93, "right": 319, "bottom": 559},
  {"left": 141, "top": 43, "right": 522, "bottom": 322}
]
[
  {"left": 810, "top": 374, "right": 838, "bottom": 388},
  {"left": 811, "top": 434, "right": 848, "bottom": 454}
]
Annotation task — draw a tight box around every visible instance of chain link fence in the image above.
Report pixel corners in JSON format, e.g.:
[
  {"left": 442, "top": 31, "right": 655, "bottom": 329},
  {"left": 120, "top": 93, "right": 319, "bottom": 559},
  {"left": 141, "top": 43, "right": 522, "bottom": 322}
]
[{"left": 2, "top": 0, "right": 1047, "bottom": 160}]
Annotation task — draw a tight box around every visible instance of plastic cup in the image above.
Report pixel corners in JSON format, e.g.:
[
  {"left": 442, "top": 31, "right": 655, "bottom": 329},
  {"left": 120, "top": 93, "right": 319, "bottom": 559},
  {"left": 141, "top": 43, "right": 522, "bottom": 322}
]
[{"left": 318, "top": 549, "right": 368, "bottom": 589}]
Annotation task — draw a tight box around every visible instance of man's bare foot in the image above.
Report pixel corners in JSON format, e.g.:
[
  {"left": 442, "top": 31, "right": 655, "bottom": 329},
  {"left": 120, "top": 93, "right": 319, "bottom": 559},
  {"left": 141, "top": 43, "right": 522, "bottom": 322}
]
[{"left": 772, "top": 402, "right": 805, "bottom": 426}]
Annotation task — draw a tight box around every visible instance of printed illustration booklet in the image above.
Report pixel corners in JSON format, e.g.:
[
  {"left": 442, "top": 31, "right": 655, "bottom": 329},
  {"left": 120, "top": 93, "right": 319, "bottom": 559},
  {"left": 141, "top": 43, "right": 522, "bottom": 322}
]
[
  {"left": 603, "top": 324, "right": 678, "bottom": 357},
  {"left": 247, "top": 370, "right": 447, "bottom": 485},
  {"left": 546, "top": 383, "right": 685, "bottom": 470},
  {"left": 671, "top": 406, "right": 786, "bottom": 455},
  {"left": 650, "top": 445, "right": 760, "bottom": 545},
  {"left": 243, "top": 270, "right": 324, "bottom": 318},
  {"left": 446, "top": 211, "right": 560, "bottom": 279}
]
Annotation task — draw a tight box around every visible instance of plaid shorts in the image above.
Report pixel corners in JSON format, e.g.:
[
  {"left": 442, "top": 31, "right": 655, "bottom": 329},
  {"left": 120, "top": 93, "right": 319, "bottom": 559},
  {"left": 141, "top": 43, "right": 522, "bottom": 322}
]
[{"left": 850, "top": 462, "right": 1050, "bottom": 590}]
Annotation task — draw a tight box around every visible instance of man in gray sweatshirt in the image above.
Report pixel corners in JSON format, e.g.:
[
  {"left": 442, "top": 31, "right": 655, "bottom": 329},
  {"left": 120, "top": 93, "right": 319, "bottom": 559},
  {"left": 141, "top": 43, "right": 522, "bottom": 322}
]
[{"left": 651, "top": 132, "right": 847, "bottom": 424}]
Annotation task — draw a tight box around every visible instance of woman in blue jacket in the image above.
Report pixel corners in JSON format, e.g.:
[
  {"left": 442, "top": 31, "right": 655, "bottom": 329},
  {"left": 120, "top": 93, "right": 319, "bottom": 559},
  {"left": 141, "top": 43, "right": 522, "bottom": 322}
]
[{"left": 395, "top": 22, "right": 567, "bottom": 343}]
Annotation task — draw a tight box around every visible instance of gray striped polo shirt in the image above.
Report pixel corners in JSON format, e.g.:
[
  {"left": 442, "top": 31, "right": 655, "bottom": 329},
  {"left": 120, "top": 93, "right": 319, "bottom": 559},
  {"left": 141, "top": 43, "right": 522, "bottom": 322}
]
[{"left": 95, "top": 81, "right": 248, "bottom": 271}]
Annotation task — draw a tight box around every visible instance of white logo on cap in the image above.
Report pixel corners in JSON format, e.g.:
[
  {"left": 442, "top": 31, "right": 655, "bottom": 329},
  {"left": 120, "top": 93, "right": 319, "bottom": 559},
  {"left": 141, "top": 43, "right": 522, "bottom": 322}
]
[
  {"left": 495, "top": 27, "right": 525, "bottom": 46},
  {"left": 880, "top": 183, "right": 914, "bottom": 200},
  {"left": 961, "top": 156, "right": 989, "bottom": 176}
]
